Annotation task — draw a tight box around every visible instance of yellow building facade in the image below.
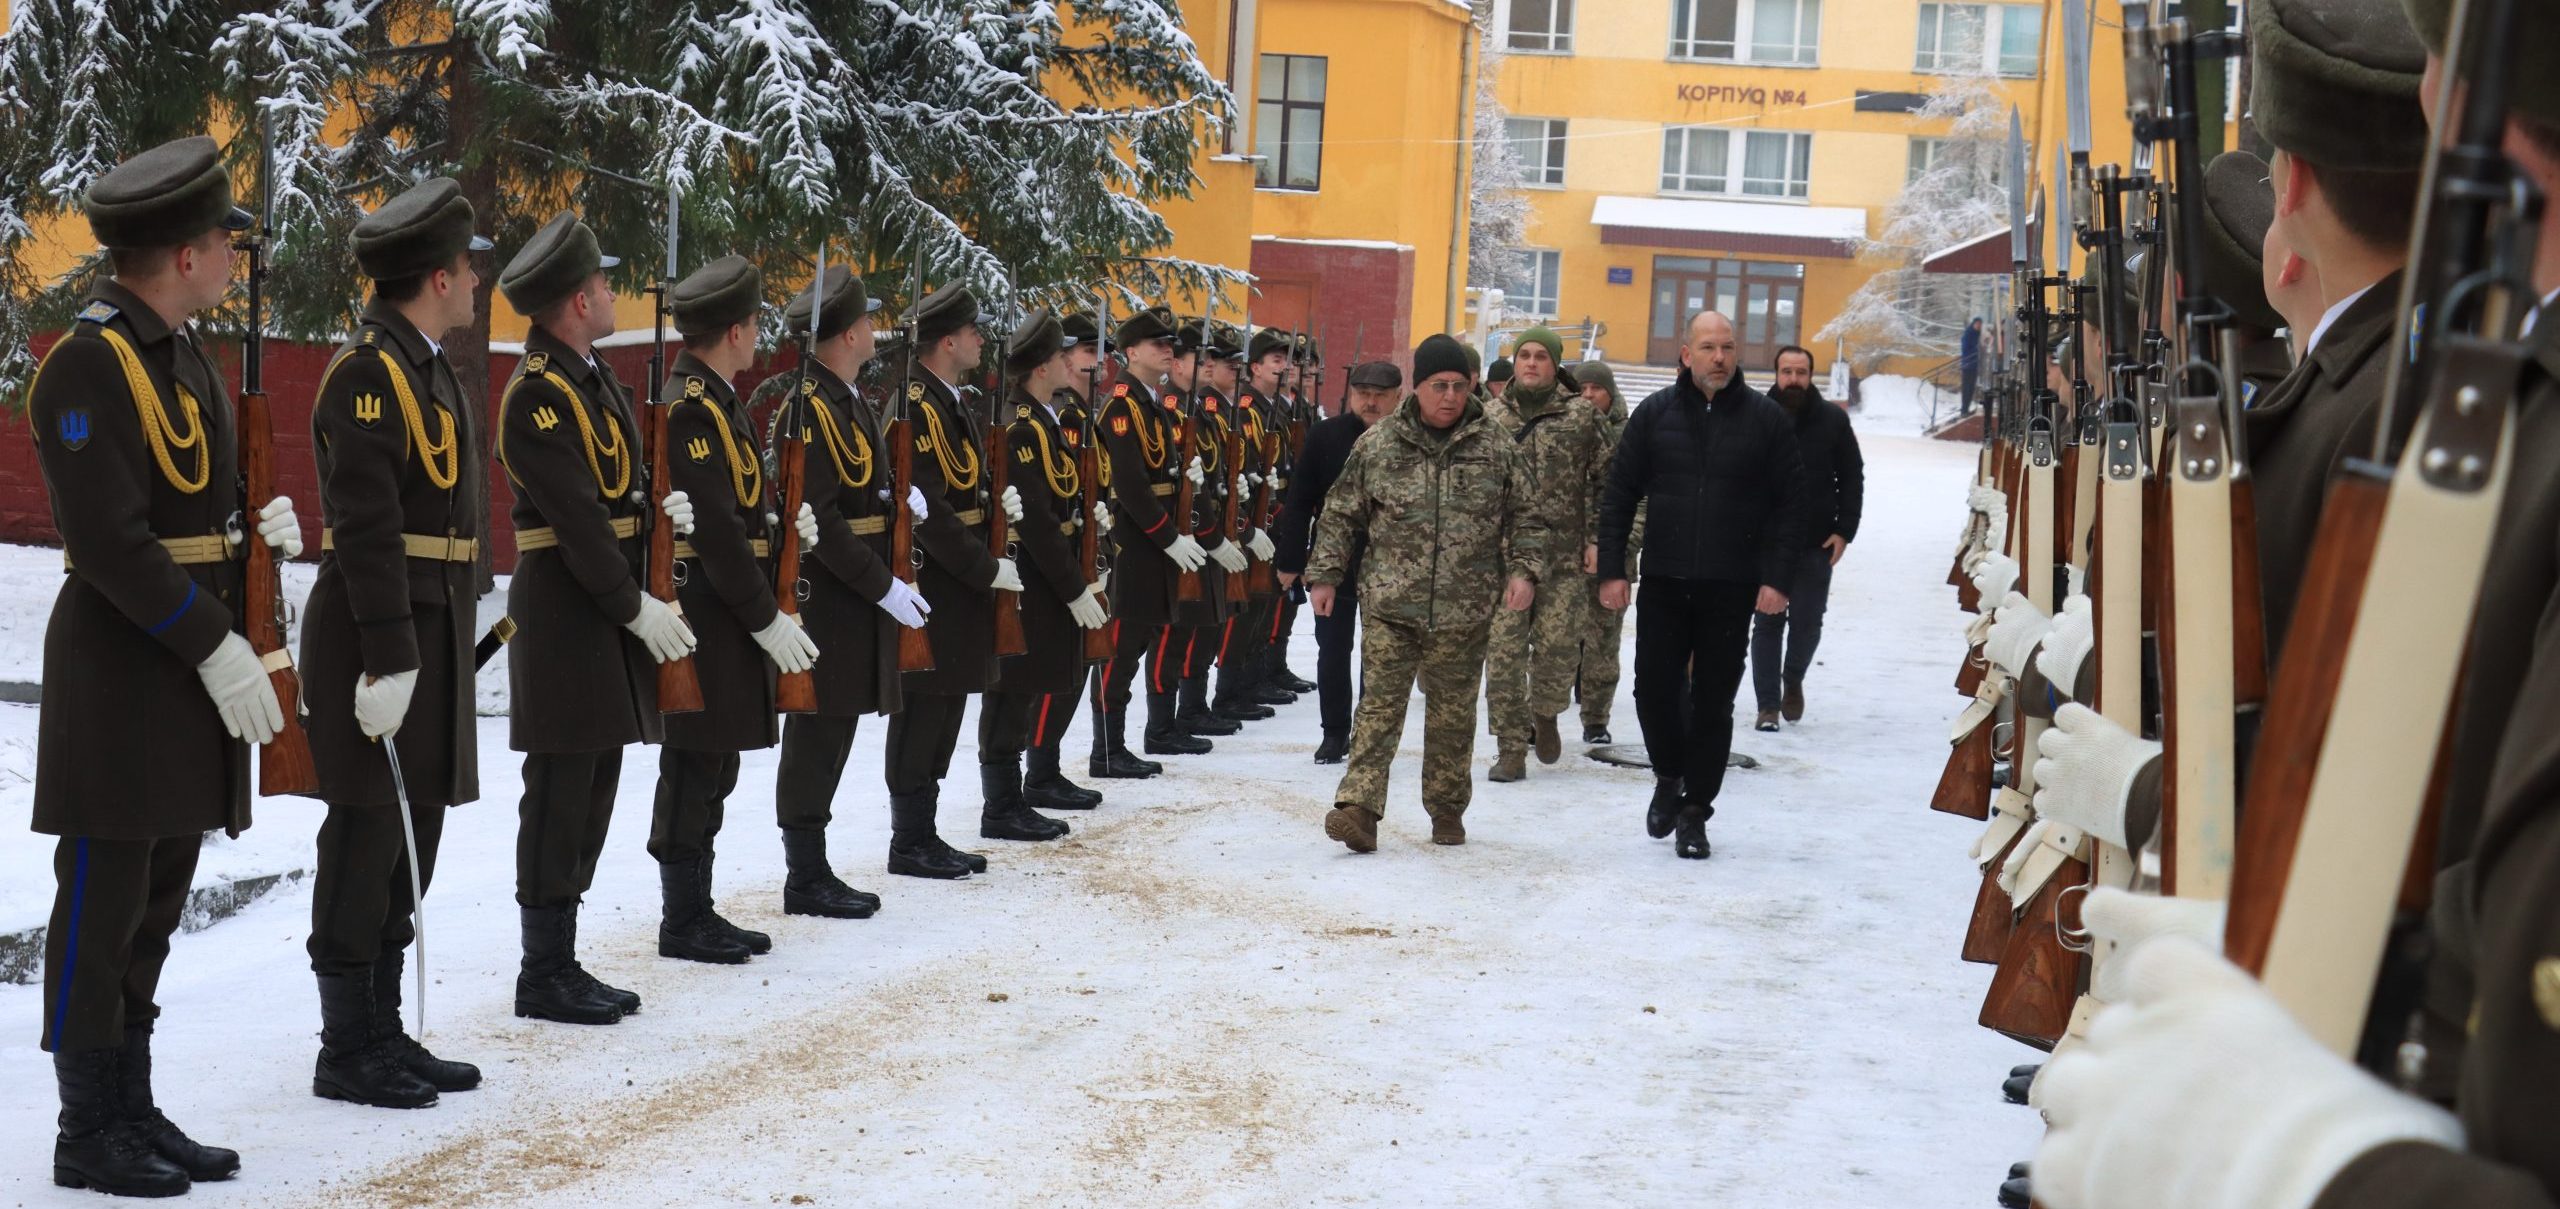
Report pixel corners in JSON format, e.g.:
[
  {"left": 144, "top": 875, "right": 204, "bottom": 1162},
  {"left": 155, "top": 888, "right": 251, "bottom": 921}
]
[{"left": 1486, "top": 0, "right": 2053, "bottom": 371}]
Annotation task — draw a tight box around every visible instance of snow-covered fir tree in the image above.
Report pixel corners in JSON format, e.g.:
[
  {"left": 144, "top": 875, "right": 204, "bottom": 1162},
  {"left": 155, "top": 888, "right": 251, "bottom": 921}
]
[
  {"left": 1817, "top": 61, "right": 2008, "bottom": 372},
  {"left": 1465, "top": 3, "right": 1530, "bottom": 299}
]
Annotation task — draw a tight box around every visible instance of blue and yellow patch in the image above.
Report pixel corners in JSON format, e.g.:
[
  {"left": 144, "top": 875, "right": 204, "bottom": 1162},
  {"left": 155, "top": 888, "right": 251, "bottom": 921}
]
[
  {"left": 75, "top": 300, "right": 118, "bottom": 325},
  {"left": 56, "top": 407, "right": 92, "bottom": 451}
]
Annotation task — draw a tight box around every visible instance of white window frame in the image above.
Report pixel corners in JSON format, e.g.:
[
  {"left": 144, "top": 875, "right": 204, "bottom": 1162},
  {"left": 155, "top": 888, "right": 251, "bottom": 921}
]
[
  {"left": 1509, "top": 249, "right": 1562, "bottom": 319},
  {"left": 1506, "top": 117, "right": 1568, "bottom": 188},
  {"left": 1662, "top": 127, "right": 1811, "bottom": 200},
  {"left": 1504, "top": 0, "right": 1576, "bottom": 55},
  {"left": 1907, "top": 136, "right": 2005, "bottom": 187},
  {"left": 1916, "top": 3, "right": 2040, "bottom": 78},
  {"left": 1669, "top": 0, "right": 1821, "bottom": 66}
]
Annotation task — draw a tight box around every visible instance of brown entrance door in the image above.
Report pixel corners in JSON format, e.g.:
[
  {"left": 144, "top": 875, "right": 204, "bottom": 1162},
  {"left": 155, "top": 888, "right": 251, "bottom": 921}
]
[{"left": 1646, "top": 256, "right": 1806, "bottom": 370}]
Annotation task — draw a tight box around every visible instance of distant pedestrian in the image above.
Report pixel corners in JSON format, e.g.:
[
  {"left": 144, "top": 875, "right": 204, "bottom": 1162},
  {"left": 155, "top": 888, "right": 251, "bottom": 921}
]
[
  {"left": 1959, "top": 317, "right": 1983, "bottom": 414},
  {"left": 1485, "top": 356, "right": 1513, "bottom": 399},
  {"left": 1273, "top": 360, "right": 1403, "bottom": 764},
  {"left": 1750, "top": 345, "right": 1863, "bottom": 732},
  {"left": 1595, "top": 311, "right": 1805, "bottom": 862}
]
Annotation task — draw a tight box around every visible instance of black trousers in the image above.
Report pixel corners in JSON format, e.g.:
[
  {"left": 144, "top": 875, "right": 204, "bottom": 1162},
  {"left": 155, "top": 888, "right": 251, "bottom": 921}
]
[
  {"left": 308, "top": 801, "right": 449, "bottom": 976},
  {"left": 1092, "top": 620, "right": 1161, "bottom": 715},
  {"left": 1265, "top": 592, "right": 1303, "bottom": 675},
  {"left": 1217, "top": 595, "right": 1275, "bottom": 699},
  {"left": 517, "top": 749, "right": 622, "bottom": 908},
  {"left": 41, "top": 834, "right": 200, "bottom": 1052},
  {"left": 650, "top": 748, "right": 740, "bottom": 864},
  {"left": 1149, "top": 624, "right": 1202, "bottom": 695},
  {"left": 981, "top": 688, "right": 1082, "bottom": 764},
  {"left": 884, "top": 691, "right": 970, "bottom": 798},
  {"left": 1752, "top": 547, "right": 1837, "bottom": 710},
  {"left": 1633, "top": 578, "right": 1758, "bottom": 809},
  {"left": 1029, "top": 689, "right": 1083, "bottom": 764},
  {"left": 776, "top": 714, "right": 862, "bottom": 832},
  {"left": 1314, "top": 582, "right": 1361, "bottom": 736}
]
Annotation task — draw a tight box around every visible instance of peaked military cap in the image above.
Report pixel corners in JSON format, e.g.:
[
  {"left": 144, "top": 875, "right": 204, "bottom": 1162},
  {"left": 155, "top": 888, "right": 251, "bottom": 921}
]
[
  {"left": 1005, "top": 308, "right": 1069, "bottom": 374},
  {"left": 2399, "top": 0, "right": 2559, "bottom": 124},
  {"left": 353, "top": 177, "right": 491, "bottom": 281},
  {"left": 1347, "top": 360, "right": 1403, "bottom": 390},
  {"left": 1248, "top": 327, "right": 1294, "bottom": 362},
  {"left": 670, "top": 254, "right": 764, "bottom": 338},
  {"left": 501, "top": 210, "right": 622, "bottom": 317},
  {"left": 83, "top": 135, "right": 253, "bottom": 250},
  {"left": 2251, "top": 0, "right": 2428, "bottom": 171},
  {"left": 2200, "top": 151, "right": 2285, "bottom": 332},
  {"left": 1061, "top": 312, "right": 1108, "bottom": 350},
  {"left": 1115, "top": 305, "right": 1178, "bottom": 347},
  {"left": 913, "top": 283, "right": 980, "bottom": 344},
  {"left": 1171, "top": 317, "right": 1209, "bottom": 356},
  {"left": 1296, "top": 333, "right": 1320, "bottom": 364},
  {"left": 1207, "top": 321, "right": 1247, "bottom": 361},
  {"left": 787, "top": 267, "right": 883, "bottom": 341}
]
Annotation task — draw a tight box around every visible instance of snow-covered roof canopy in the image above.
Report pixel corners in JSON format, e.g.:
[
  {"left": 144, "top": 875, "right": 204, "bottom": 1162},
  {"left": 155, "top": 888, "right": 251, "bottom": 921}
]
[
  {"left": 1921, "top": 220, "right": 2042, "bottom": 274},
  {"left": 1588, "top": 195, "right": 1867, "bottom": 259}
]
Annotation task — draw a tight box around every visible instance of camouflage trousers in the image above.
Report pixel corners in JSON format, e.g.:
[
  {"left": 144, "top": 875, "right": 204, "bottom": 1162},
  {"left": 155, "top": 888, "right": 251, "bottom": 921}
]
[
  {"left": 1484, "top": 566, "right": 1588, "bottom": 741},
  {"left": 1577, "top": 581, "right": 1627, "bottom": 729},
  {"left": 1333, "top": 613, "right": 1490, "bottom": 823}
]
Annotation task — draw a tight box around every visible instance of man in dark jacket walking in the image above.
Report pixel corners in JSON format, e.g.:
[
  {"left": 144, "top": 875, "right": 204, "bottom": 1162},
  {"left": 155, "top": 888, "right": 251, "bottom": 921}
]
[
  {"left": 1273, "top": 360, "right": 1403, "bottom": 763},
  {"left": 1750, "top": 345, "right": 1862, "bottom": 731},
  {"left": 1960, "top": 317, "right": 1983, "bottom": 414},
  {"left": 1596, "top": 310, "right": 1805, "bottom": 861}
]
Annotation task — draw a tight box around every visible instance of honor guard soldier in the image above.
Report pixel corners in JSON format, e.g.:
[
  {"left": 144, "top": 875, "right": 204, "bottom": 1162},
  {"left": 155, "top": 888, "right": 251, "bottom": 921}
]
[
  {"left": 26, "top": 134, "right": 283, "bottom": 1197},
  {"left": 653, "top": 255, "right": 819, "bottom": 959},
  {"left": 1089, "top": 306, "right": 1205, "bottom": 775},
  {"left": 1166, "top": 320, "right": 1252, "bottom": 743},
  {"left": 495, "top": 210, "right": 684, "bottom": 1025},
  {"left": 769, "top": 266, "right": 926, "bottom": 918},
  {"left": 976, "top": 309, "right": 1112, "bottom": 833},
  {"left": 1213, "top": 327, "right": 1297, "bottom": 722},
  {"left": 1019, "top": 312, "right": 1114, "bottom": 810},
  {"left": 1263, "top": 332, "right": 1321, "bottom": 698},
  {"left": 300, "top": 177, "right": 491, "bottom": 1110},
  {"left": 883, "top": 283, "right": 1024, "bottom": 878}
]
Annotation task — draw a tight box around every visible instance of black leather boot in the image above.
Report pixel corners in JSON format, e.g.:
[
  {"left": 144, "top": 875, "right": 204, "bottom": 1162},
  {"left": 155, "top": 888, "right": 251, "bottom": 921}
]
[
  {"left": 116, "top": 1024, "right": 237, "bottom": 1181},
  {"left": 1180, "top": 674, "right": 1243, "bottom": 733},
  {"left": 1997, "top": 1175, "right": 2031, "bottom": 1209},
  {"left": 979, "top": 762, "right": 1070, "bottom": 842},
  {"left": 559, "top": 904, "right": 640, "bottom": 1016},
  {"left": 2003, "top": 1063, "right": 2040, "bottom": 1104},
  {"left": 1092, "top": 705, "right": 1167, "bottom": 775},
  {"left": 313, "top": 972, "right": 439, "bottom": 1108},
  {"left": 1314, "top": 731, "right": 1349, "bottom": 764},
  {"left": 1250, "top": 681, "right": 1297, "bottom": 706},
  {"left": 1675, "top": 804, "right": 1712, "bottom": 860},
  {"left": 782, "top": 829, "right": 881, "bottom": 918},
  {"left": 698, "top": 843, "right": 771, "bottom": 955},
  {"left": 514, "top": 906, "right": 626, "bottom": 1024},
  {"left": 1646, "top": 777, "right": 1683, "bottom": 839},
  {"left": 1145, "top": 691, "right": 1213, "bottom": 754},
  {"left": 372, "top": 952, "right": 480, "bottom": 1093},
  {"left": 656, "top": 859, "right": 751, "bottom": 964},
  {"left": 1024, "top": 743, "right": 1102, "bottom": 809},
  {"left": 1212, "top": 665, "right": 1275, "bottom": 720},
  {"left": 52, "top": 1047, "right": 188, "bottom": 1198},
  {"left": 887, "top": 793, "right": 975, "bottom": 879}
]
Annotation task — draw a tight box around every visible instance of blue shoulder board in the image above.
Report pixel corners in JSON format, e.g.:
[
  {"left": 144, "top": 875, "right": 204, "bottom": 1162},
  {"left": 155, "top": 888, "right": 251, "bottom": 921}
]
[{"left": 76, "top": 300, "right": 117, "bottom": 325}]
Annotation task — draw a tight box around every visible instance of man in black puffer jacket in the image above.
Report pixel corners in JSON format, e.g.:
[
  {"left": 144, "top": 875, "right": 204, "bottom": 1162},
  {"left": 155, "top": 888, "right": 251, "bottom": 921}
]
[{"left": 1595, "top": 310, "right": 1805, "bottom": 861}]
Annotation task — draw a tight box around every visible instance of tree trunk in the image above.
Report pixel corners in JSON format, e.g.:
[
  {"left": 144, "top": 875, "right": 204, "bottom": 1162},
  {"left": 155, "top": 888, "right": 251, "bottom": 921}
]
[{"left": 446, "top": 38, "right": 503, "bottom": 596}]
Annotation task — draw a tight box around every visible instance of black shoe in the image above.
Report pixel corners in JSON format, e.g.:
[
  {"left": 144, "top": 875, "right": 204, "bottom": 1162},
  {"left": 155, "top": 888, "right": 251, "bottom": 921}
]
[
  {"left": 782, "top": 829, "right": 881, "bottom": 919},
  {"left": 312, "top": 972, "right": 440, "bottom": 1109},
  {"left": 980, "top": 763, "right": 1069, "bottom": 841},
  {"left": 1275, "top": 668, "right": 1317, "bottom": 694},
  {"left": 928, "top": 832, "right": 991, "bottom": 873},
  {"left": 1998, "top": 1176, "right": 2031, "bottom": 1209},
  {"left": 2003, "top": 1064, "right": 2040, "bottom": 1105},
  {"left": 697, "top": 846, "right": 772, "bottom": 955},
  {"left": 1212, "top": 700, "right": 1274, "bottom": 722},
  {"left": 2009, "top": 1063, "right": 2041, "bottom": 1079},
  {"left": 1582, "top": 726, "right": 1612, "bottom": 745},
  {"left": 1251, "top": 684, "right": 1297, "bottom": 706},
  {"left": 1314, "top": 732, "right": 1349, "bottom": 764},
  {"left": 656, "top": 859, "right": 752, "bottom": 964},
  {"left": 1088, "top": 708, "right": 1163, "bottom": 778},
  {"left": 2009, "top": 1162, "right": 2029, "bottom": 1181},
  {"left": 888, "top": 838, "right": 974, "bottom": 879},
  {"left": 1025, "top": 745, "right": 1103, "bottom": 808},
  {"left": 53, "top": 1048, "right": 190, "bottom": 1198},
  {"left": 115, "top": 1024, "right": 239, "bottom": 1181},
  {"left": 1180, "top": 708, "right": 1243, "bottom": 735},
  {"left": 1646, "top": 778, "right": 1683, "bottom": 839},
  {"left": 1675, "top": 807, "right": 1711, "bottom": 860},
  {"left": 371, "top": 954, "right": 480, "bottom": 1093},
  {"left": 1146, "top": 692, "right": 1214, "bottom": 753},
  {"left": 514, "top": 907, "right": 626, "bottom": 1025}
]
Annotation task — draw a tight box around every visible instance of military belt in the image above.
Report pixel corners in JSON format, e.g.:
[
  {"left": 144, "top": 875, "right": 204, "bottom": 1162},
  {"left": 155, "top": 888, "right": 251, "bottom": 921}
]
[
  {"left": 954, "top": 508, "right": 987, "bottom": 526},
  {"left": 514, "top": 516, "right": 640, "bottom": 552},
  {"left": 62, "top": 533, "right": 236, "bottom": 571},
  {"left": 673, "top": 538, "right": 771, "bottom": 559},
  {"left": 319, "top": 530, "right": 481, "bottom": 562},
  {"left": 1058, "top": 519, "right": 1081, "bottom": 536},
  {"left": 1150, "top": 483, "right": 1177, "bottom": 497},
  {"left": 843, "top": 517, "right": 888, "bottom": 537}
]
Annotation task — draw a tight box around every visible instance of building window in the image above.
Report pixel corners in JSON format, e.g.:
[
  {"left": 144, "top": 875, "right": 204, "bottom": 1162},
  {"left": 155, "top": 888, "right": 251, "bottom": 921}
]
[
  {"left": 1916, "top": 3, "right": 2039, "bottom": 77},
  {"left": 1507, "top": 0, "right": 1575, "bottom": 53},
  {"left": 1670, "top": 0, "right": 1820, "bottom": 66},
  {"left": 1506, "top": 118, "right": 1568, "bottom": 187},
  {"left": 1907, "top": 136, "right": 2004, "bottom": 187},
  {"left": 1254, "top": 54, "right": 1327, "bottom": 191},
  {"left": 1663, "top": 127, "right": 1810, "bottom": 199},
  {"left": 1507, "top": 250, "right": 1562, "bottom": 318}
]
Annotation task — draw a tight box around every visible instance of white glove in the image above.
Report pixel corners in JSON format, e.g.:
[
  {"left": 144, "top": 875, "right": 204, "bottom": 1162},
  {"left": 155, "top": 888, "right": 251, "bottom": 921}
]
[
  {"left": 2079, "top": 887, "right": 2226, "bottom": 1002},
  {"left": 1968, "top": 484, "right": 2003, "bottom": 515},
  {"left": 1095, "top": 566, "right": 1111, "bottom": 595},
  {"left": 2032, "top": 703, "right": 2161, "bottom": 852},
  {"left": 661, "top": 489, "right": 696, "bottom": 537},
  {"left": 623, "top": 595, "right": 699, "bottom": 665},
  {"left": 1166, "top": 533, "right": 1209, "bottom": 572},
  {"left": 1973, "top": 553, "right": 2019, "bottom": 603},
  {"left": 2039, "top": 594, "right": 2097, "bottom": 698},
  {"left": 752, "top": 613, "right": 819, "bottom": 674},
  {"left": 1233, "top": 474, "right": 1249, "bottom": 500},
  {"left": 989, "top": 558, "right": 1023, "bottom": 593},
  {"left": 255, "top": 496, "right": 302, "bottom": 558},
  {"left": 1185, "top": 456, "right": 1205, "bottom": 487},
  {"left": 1000, "top": 484, "right": 1024, "bottom": 524},
  {"left": 1247, "top": 527, "right": 1275, "bottom": 562},
  {"left": 353, "top": 669, "right": 417, "bottom": 739},
  {"left": 1067, "top": 583, "right": 1109, "bottom": 630},
  {"left": 2034, "top": 934, "right": 2461, "bottom": 1209},
  {"left": 1093, "top": 501, "right": 1114, "bottom": 535},
  {"left": 1985, "top": 592, "right": 2052, "bottom": 679},
  {"left": 873, "top": 577, "right": 931, "bottom": 628},
  {"left": 1206, "top": 538, "right": 1247, "bottom": 574},
  {"left": 196, "top": 632, "right": 284, "bottom": 745},
  {"left": 1983, "top": 512, "right": 2008, "bottom": 558},
  {"left": 906, "top": 484, "right": 928, "bottom": 518},
  {"left": 794, "top": 502, "right": 819, "bottom": 550}
]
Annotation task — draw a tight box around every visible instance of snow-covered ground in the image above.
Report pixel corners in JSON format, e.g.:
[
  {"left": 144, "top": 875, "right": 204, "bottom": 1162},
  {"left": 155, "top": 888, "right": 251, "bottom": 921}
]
[
  {"left": 1851, "top": 374, "right": 1967, "bottom": 437},
  {"left": 0, "top": 427, "right": 2041, "bottom": 1207}
]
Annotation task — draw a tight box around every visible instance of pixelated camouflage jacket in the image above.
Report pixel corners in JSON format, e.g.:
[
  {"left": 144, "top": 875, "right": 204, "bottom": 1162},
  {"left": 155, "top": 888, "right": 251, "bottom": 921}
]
[
  {"left": 1305, "top": 394, "right": 1548, "bottom": 630},
  {"left": 1483, "top": 379, "right": 1609, "bottom": 575}
]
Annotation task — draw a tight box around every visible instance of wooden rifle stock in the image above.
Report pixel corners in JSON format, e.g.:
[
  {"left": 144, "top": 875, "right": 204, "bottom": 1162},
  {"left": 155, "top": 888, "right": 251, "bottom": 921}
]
[
  {"left": 889, "top": 410, "right": 936, "bottom": 673},
  {"left": 1078, "top": 427, "right": 1113, "bottom": 664},
  {"left": 1254, "top": 426, "right": 1281, "bottom": 594},
  {"left": 987, "top": 402, "right": 1027, "bottom": 658},
  {"left": 771, "top": 390, "right": 816, "bottom": 714},
  {"left": 1979, "top": 854, "right": 2091, "bottom": 1050},
  {"left": 1932, "top": 713, "right": 1996, "bottom": 819},
  {"left": 1220, "top": 409, "right": 1249, "bottom": 600},
  {"left": 239, "top": 384, "right": 318, "bottom": 796},
  {"left": 1172, "top": 395, "right": 1203, "bottom": 603},
  {"left": 645, "top": 393, "right": 705, "bottom": 713},
  {"left": 1962, "top": 816, "right": 2031, "bottom": 963}
]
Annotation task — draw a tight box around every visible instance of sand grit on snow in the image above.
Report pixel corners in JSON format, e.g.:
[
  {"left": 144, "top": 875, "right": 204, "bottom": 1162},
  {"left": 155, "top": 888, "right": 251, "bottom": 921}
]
[{"left": 0, "top": 428, "right": 2041, "bottom": 1207}]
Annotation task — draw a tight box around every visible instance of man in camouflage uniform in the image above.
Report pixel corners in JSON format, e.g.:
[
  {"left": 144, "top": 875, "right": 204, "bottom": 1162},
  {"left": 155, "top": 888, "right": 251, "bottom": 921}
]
[
  {"left": 1309, "top": 335, "right": 1547, "bottom": 851},
  {"left": 1572, "top": 361, "right": 1639, "bottom": 744},
  {"left": 1479, "top": 326, "right": 1608, "bottom": 781}
]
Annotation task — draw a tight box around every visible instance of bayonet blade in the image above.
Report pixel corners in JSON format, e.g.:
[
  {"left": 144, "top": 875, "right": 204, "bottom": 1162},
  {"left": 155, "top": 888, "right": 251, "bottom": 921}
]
[
  {"left": 2053, "top": 141, "right": 2073, "bottom": 274},
  {"left": 2006, "top": 109, "right": 2030, "bottom": 267},
  {"left": 2064, "top": 0, "right": 2094, "bottom": 155},
  {"left": 663, "top": 185, "right": 681, "bottom": 283}
]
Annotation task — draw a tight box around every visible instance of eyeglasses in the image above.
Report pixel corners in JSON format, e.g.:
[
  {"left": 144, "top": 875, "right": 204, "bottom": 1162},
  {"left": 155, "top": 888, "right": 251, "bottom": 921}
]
[{"left": 1417, "top": 379, "right": 1470, "bottom": 396}]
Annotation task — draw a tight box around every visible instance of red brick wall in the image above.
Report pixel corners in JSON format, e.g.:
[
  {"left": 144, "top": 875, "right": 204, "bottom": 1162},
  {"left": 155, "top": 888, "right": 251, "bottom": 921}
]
[{"left": 1247, "top": 240, "right": 1417, "bottom": 398}]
